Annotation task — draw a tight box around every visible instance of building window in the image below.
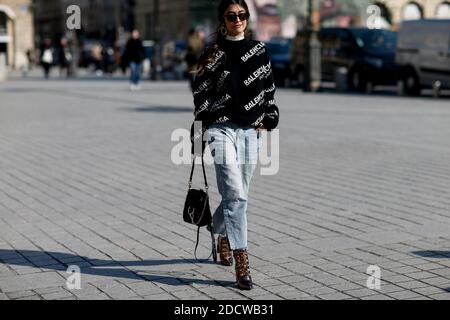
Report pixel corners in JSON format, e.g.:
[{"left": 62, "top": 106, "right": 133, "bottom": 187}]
[
  {"left": 436, "top": 2, "right": 450, "bottom": 18},
  {"left": 0, "top": 12, "right": 7, "bottom": 35},
  {"left": 402, "top": 2, "right": 423, "bottom": 21}
]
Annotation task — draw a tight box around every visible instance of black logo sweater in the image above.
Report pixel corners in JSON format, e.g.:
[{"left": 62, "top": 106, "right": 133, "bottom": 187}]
[{"left": 192, "top": 38, "right": 280, "bottom": 131}]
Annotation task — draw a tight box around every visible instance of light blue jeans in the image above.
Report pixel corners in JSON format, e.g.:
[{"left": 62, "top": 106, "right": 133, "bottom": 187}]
[
  {"left": 206, "top": 122, "right": 261, "bottom": 250},
  {"left": 129, "top": 61, "right": 141, "bottom": 85}
]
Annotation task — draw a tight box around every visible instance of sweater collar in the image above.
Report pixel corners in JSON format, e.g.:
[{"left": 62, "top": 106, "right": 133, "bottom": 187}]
[{"left": 225, "top": 34, "right": 245, "bottom": 41}]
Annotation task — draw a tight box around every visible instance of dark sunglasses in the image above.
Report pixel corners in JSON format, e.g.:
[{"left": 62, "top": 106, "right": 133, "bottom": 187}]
[{"left": 224, "top": 12, "right": 249, "bottom": 23}]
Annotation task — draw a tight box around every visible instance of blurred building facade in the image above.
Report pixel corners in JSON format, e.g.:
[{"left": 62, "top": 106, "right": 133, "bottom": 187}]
[
  {"left": 28, "top": 0, "right": 450, "bottom": 51},
  {"left": 0, "top": 0, "right": 33, "bottom": 67},
  {"left": 134, "top": 0, "right": 216, "bottom": 42},
  {"left": 33, "top": 0, "right": 136, "bottom": 45},
  {"left": 277, "top": 0, "right": 450, "bottom": 36},
  {"left": 376, "top": 0, "right": 450, "bottom": 26},
  {"left": 134, "top": 0, "right": 450, "bottom": 42}
]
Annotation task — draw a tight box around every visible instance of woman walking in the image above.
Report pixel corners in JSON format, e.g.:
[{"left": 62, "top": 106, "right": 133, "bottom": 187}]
[{"left": 191, "top": 0, "right": 279, "bottom": 290}]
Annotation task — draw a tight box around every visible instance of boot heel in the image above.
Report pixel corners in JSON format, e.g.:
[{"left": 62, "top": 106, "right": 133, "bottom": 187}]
[{"left": 234, "top": 249, "right": 253, "bottom": 290}]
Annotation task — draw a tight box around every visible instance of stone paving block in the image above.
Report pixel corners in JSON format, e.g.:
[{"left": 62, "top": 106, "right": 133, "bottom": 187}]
[
  {"left": 0, "top": 272, "right": 66, "bottom": 293},
  {"left": 386, "top": 290, "right": 425, "bottom": 300},
  {"left": 300, "top": 236, "right": 369, "bottom": 253},
  {"left": 420, "top": 277, "right": 450, "bottom": 287},
  {"left": 126, "top": 281, "right": 166, "bottom": 296},
  {"left": 384, "top": 274, "right": 415, "bottom": 284},
  {"left": 10, "top": 265, "right": 42, "bottom": 275},
  {"left": 142, "top": 293, "right": 177, "bottom": 300},
  {"left": 391, "top": 266, "right": 422, "bottom": 275},
  {"left": 407, "top": 271, "right": 441, "bottom": 280},
  {"left": 379, "top": 283, "right": 413, "bottom": 295},
  {"left": 251, "top": 243, "right": 314, "bottom": 260},
  {"left": 360, "top": 294, "right": 395, "bottom": 300},
  {"left": 78, "top": 293, "right": 111, "bottom": 300},
  {"left": 234, "top": 287, "right": 271, "bottom": 299},
  {"left": 6, "top": 290, "right": 36, "bottom": 299},
  {"left": 168, "top": 288, "right": 206, "bottom": 300},
  {"left": 317, "top": 292, "right": 353, "bottom": 300},
  {"left": 397, "top": 280, "right": 430, "bottom": 290},
  {"left": 429, "top": 292, "right": 450, "bottom": 300},
  {"left": 277, "top": 290, "right": 312, "bottom": 299},
  {"left": 345, "top": 288, "right": 380, "bottom": 298},
  {"left": 304, "top": 286, "right": 338, "bottom": 297},
  {"left": 412, "top": 286, "right": 447, "bottom": 296},
  {"left": 253, "top": 278, "right": 285, "bottom": 287},
  {"left": 429, "top": 268, "right": 450, "bottom": 278},
  {"left": 34, "top": 286, "right": 66, "bottom": 295},
  {"left": 181, "top": 295, "right": 212, "bottom": 300},
  {"left": 329, "top": 281, "right": 363, "bottom": 291},
  {"left": 403, "top": 258, "right": 437, "bottom": 266},
  {"left": 405, "top": 296, "right": 433, "bottom": 300},
  {"left": 414, "top": 262, "right": 445, "bottom": 271},
  {"left": 41, "top": 290, "right": 75, "bottom": 300},
  {"left": 16, "top": 295, "right": 42, "bottom": 300},
  {"left": 278, "top": 262, "right": 314, "bottom": 274},
  {"left": 93, "top": 281, "right": 137, "bottom": 299}
]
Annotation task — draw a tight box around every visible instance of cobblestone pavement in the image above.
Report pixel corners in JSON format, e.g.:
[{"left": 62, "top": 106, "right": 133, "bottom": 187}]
[{"left": 1, "top": 76, "right": 450, "bottom": 300}]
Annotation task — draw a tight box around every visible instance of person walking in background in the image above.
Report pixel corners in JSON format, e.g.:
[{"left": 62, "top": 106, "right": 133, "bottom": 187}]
[
  {"left": 58, "top": 37, "right": 73, "bottom": 78},
  {"left": 191, "top": 0, "right": 279, "bottom": 290},
  {"left": 185, "top": 29, "right": 205, "bottom": 89},
  {"left": 40, "top": 38, "right": 54, "bottom": 79},
  {"left": 91, "top": 42, "right": 104, "bottom": 76},
  {"left": 122, "top": 29, "right": 145, "bottom": 91}
]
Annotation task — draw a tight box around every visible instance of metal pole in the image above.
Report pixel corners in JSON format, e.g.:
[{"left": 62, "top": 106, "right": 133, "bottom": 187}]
[
  {"left": 304, "top": 0, "right": 321, "bottom": 92},
  {"left": 0, "top": 53, "right": 7, "bottom": 81},
  {"left": 115, "top": 0, "right": 121, "bottom": 32},
  {"left": 151, "top": 0, "right": 162, "bottom": 80}
]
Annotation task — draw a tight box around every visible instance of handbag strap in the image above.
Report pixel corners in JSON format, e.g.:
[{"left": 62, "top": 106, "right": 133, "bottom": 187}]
[
  {"left": 194, "top": 223, "right": 217, "bottom": 263},
  {"left": 188, "top": 144, "right": 216, "bottom": 263},
  {"left": 188, "top": 154, "right": 208, "bottom": 191}
]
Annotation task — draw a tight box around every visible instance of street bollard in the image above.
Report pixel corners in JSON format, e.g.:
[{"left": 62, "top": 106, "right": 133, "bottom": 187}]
[
  {"left": 396, "top": 80, "right": 405, "bottom": 96},
  {"left": 0, "top": 53, "right": 7, "bottom": 82},
  {"left": 334, "top": 67, "right": 348, "bottom": 92},
  {"left": 432, "top": 81, "right": 441, "bottom": 98}
]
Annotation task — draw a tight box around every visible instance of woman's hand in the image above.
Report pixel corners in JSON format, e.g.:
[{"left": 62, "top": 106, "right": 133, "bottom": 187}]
[{"left": 257, "top": 122, "right": 266, "bottom": 131}]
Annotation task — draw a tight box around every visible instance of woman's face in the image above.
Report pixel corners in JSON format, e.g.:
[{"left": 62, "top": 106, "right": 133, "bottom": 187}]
[{"left": 223, "top": 4, "right": 248, "bottom": 37}]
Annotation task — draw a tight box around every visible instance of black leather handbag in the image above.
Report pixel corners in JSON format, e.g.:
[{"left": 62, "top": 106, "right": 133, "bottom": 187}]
[{"left": 183, "top": 153, "right": 217, "bottom": 262}]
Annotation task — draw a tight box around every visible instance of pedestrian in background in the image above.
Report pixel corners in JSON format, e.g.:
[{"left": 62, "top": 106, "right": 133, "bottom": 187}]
[
  {"left": 58, "top": 37, "right": 73, "bottom": 78},
  {"left": 191, "top": 0, "right": 279, "bottom": 290},
  {"left": 91, "top": 42, "right": 103, "bottom": 76},
  {"left": 122, "top": 29, "right": 145, "bottom": 91},
  {"left": 40, "top": 38, "right": 54, "bottom": 79}
]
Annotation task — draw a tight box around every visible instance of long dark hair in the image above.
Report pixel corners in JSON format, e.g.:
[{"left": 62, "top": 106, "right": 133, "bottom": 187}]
[{"left": 193, "top": 0, "right": 251, "bottom": 75}]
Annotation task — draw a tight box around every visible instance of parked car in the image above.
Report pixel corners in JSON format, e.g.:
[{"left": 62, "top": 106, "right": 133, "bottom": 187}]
[
  {"left": 291, "top": 27, "right": 399, "bottom": 91},
  {"left": 396, "top": 19, "right": 450, "bottom": 96},
  {"left": 265, "top": 37, "right": 293, "bottom": 87}
]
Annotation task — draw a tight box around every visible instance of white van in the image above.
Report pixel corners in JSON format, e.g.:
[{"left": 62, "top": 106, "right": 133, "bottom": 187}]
[{"left": 396, "top": 19, "right": 450, "bottom": 96}]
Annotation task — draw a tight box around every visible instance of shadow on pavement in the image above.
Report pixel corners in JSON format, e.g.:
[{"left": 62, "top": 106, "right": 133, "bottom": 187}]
[
  {"left": 412, "top": 250, "right": 450, "bottom": 259},
  {"left": 0, "top": 249, "right": 235, "bottom": 287},
  {"left": 126, "top": 106, "right": 193, "bottom": 113}
]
